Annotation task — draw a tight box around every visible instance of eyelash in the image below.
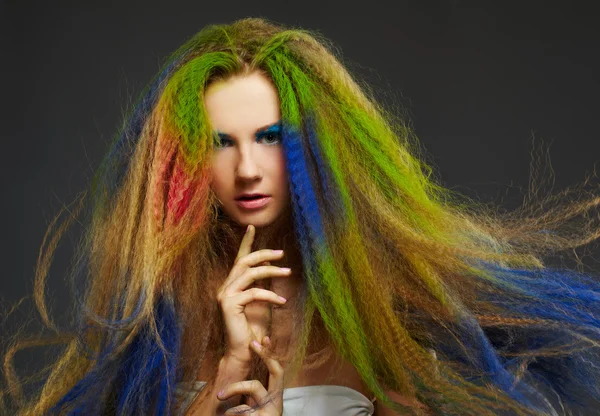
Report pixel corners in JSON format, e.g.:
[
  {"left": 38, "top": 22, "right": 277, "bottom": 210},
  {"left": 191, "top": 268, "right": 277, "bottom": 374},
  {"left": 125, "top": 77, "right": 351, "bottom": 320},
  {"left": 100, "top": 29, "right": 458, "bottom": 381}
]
[
  {"left": 215, "top": 132, "right": 282, "bottom": 148},
  {"left": 259, "top": 132, "right": 282, "bottom": 145}
]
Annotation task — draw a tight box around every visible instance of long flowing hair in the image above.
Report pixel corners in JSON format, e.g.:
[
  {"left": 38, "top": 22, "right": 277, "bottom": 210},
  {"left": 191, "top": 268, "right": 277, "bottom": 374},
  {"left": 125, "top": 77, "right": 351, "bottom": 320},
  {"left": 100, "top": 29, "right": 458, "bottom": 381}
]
[{"left": 4, "top": 17, "right": 600, "bottom": 415}]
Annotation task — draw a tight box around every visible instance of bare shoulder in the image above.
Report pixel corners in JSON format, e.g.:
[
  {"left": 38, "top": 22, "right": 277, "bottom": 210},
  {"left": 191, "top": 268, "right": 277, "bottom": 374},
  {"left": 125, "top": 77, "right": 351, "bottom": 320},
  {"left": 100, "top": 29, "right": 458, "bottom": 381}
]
[{"left": 286, "top": 349, "right": 373, "bottom": 400}]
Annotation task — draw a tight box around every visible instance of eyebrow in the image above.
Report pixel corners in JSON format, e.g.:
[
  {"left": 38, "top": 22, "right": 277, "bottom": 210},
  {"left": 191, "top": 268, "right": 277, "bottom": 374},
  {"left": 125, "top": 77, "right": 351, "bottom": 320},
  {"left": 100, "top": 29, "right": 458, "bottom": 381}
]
[{"left": 216, "top": 121, "right": 282, "bottom": 140}]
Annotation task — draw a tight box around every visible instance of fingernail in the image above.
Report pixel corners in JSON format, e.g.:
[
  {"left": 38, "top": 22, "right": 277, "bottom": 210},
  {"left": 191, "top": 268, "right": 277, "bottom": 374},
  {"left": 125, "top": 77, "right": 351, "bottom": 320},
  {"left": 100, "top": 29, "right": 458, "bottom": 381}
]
[
  {"left": 279, "top": 296, "right": 287, "bottom": 302},
  {"left": 281, "top": 267, "right": 291, "bottom": 272},
  {"left": 217, "top": 389, "right": 224, "bottom": 398},
  {"left": 274, "top": 250, "right": 284, "bottom": 254},
  {"left": 252, "top": 340, "right": 261, "bottom": 349},
  {"left": 246, "top": 225, "right": 250, "bottom": 233}
]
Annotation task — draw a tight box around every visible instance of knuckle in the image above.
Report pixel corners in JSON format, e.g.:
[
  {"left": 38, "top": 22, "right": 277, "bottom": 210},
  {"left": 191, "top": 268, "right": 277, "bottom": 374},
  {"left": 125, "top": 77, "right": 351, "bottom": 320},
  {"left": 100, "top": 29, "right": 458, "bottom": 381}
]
[
  {"left": 249, "top": 267, "right": 259, "bottom": 279},
  {"left": 237, "top": 380, "right": 251, "bottom": 391},
  {"left": 255, "top": 250, "right": 270, "bottom": 261},
  {"left": 272, "top": 362, "right": 284, "bottom": 377},
  {"left": 218, "top": 295, "right": 232, "bottom": 307}
]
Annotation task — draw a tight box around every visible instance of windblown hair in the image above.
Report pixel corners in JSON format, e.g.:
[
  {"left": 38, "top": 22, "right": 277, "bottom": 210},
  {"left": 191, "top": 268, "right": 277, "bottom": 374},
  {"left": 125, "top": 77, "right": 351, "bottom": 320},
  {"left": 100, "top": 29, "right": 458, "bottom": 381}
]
[{"left": 4, "top": 17, "right": 600, "bottom": 415}]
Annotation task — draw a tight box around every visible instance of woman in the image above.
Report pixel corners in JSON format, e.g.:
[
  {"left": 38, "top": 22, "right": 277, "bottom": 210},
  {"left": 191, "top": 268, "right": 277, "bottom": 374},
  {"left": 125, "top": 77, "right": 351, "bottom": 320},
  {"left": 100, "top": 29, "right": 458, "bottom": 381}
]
[{"left": 5, "top": 17, "right": 600, "bottom": 415}]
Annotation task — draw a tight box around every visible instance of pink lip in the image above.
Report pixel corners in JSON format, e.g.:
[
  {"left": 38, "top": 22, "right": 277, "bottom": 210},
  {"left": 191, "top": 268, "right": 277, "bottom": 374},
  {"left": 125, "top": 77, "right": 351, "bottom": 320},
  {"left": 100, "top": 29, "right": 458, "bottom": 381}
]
[{"left": 235, "top": 196, "right": 271, "bottom": 210}]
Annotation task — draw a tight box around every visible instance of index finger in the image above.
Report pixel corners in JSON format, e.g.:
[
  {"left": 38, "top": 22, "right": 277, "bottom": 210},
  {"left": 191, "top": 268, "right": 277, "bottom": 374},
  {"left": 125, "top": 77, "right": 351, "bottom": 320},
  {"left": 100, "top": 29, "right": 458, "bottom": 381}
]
[{"left": 234, "top": 224, "right": 255, "bottom": 264}]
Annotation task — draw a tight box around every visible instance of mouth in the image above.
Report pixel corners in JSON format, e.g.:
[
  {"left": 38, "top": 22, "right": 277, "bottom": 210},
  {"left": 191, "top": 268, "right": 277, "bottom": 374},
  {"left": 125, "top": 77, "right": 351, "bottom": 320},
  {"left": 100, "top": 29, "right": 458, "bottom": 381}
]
[
  {"left": 235, "top": 195, "right": 271, "bottom": 209},
  {"left": 235, "top": 192, "right": 271, "bottom": 201},
  {"left": 235, "top": 194, "right": 268, "bottom": 201}
]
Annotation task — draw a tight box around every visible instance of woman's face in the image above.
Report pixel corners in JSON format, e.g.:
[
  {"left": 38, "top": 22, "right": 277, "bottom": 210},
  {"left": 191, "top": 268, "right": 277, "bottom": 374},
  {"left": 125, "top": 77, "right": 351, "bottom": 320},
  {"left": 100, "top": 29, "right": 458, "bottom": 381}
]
[{"left": 205, "top": 71, "right": 290, "bottom": 228}]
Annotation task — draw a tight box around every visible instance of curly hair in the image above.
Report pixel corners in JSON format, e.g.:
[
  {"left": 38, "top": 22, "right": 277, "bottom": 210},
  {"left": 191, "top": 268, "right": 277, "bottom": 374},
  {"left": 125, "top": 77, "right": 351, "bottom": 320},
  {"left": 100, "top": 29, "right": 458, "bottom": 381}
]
[{"left": 4, "top": 17, "right": 600, "bottom": 415}]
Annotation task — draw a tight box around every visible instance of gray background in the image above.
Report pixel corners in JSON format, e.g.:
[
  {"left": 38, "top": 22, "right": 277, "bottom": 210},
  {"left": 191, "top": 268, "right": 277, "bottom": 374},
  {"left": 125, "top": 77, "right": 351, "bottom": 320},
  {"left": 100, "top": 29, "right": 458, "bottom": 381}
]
[{"left": 2, "top": 0, "right": 599, "bottom": 385}]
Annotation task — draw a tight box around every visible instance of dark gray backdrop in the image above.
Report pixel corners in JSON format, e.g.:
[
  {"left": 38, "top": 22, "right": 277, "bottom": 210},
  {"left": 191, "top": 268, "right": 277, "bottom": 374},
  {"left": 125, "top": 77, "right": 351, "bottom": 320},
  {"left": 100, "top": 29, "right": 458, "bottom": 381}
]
[{"left": 2, "top": 0, "right": 599, "bottom": 382}]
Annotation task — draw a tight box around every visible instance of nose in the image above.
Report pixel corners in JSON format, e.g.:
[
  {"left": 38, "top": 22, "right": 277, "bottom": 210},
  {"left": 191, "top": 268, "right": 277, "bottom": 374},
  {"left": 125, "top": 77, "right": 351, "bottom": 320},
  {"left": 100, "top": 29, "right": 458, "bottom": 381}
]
[{"left": 235, "top": 145, "right": 262, "bottom": 182}]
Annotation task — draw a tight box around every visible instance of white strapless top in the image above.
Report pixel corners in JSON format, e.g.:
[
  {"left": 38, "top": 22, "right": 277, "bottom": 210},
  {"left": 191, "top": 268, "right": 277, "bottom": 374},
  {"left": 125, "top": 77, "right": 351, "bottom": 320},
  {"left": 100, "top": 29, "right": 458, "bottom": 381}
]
[{"left": 175, "top": 381, "right": 375, "bottom": 415}]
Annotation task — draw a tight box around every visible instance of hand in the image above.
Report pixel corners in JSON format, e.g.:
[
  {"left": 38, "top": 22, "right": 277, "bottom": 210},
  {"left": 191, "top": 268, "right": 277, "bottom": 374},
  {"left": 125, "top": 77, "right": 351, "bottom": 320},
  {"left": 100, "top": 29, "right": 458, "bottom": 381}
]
[
  {"left": 218, "top": 337, "right": 284, "bottom": 416},
  {"left": 217, "top": 224, "right": 292, "bottom": 364}
]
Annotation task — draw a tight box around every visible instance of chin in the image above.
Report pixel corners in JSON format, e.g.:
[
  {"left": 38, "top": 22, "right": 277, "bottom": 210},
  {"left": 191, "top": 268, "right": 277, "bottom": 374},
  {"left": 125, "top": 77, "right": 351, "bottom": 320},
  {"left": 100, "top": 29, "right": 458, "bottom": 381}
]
[
  {"left": 222, "top": 202, "right": 291, "bottom": 230},
  {"left": 232, "top": 207, "right": 290, "bottom": 229},
  {"left": 234, "top": 215, "right": 278, "bottom": 229}
]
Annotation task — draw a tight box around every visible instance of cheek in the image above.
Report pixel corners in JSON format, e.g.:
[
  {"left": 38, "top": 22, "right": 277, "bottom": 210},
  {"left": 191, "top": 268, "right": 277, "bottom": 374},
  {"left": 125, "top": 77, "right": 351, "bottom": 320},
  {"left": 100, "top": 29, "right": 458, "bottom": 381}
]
[
  {"left": 272, "top": 150, "right": 287, "bottom": 173},
  {"left": 210, "top": 159, "right": 230, "bottom": 196},
  {"left": 275, "top": 156, "right": 290, "bottom": 194}
]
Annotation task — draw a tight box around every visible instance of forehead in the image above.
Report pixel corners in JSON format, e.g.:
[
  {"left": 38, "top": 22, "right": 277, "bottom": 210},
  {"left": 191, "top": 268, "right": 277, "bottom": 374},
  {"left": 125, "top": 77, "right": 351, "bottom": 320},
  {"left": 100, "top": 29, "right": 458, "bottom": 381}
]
[{"left": 204, "top": 71, "right": 281, "bottom": 134}]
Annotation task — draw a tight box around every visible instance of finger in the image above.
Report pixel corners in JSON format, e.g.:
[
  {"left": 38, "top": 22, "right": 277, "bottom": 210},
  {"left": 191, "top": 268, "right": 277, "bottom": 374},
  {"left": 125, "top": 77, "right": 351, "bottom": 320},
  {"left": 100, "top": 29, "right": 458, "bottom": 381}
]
[
  {"left": 238, "top": 249, "right": 285, "bottom": 268},
  {"left": 250, "top": 340, "right": 284, "bottom": 390},
  {"left": 218, "top": 225, "right": 257, "bottom": 294},
  {"left": 262, "top": 336, "right": 272, "bottom": 347},
  {"left": 217, "top": 380, "right": 267, "bottom": 402},
  {"left": 226, "top": 265, "right": 291, "bottom": 293},
  {"left": 223, "top": 404, "right": 253, "bottom": 415},
  {"left": 224, "top": 288, "right": 287, "bottom": 308},
  {"left": 257, "top": 260, "right": 271, "bottom": 270},
  {"left": 250, "top": 340, "right": 284, "bottom": 414},
  {"left": 219, "top": 250, "right": 285, "bottom": 293},
  {"left": 234, "top": 224, "right": 255, "bottom": 263},
  {"left": 253, "top": 260, "right": 271, "bottom": 289}
]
